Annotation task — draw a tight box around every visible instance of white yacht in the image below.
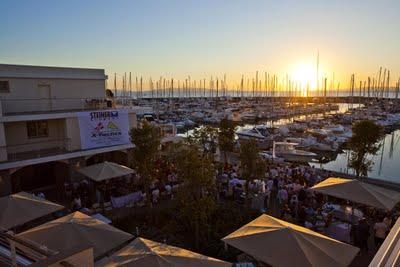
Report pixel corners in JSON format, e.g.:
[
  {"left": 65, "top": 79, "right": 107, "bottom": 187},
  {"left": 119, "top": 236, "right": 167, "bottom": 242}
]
[
  {"left": 236, "top": 125, "right": 276, "bottom": 149},
  {"left": 272, "top": 141, "right": 317, "bottom": 163},
  {"left": 284, "top": 137, "right": 317, "bottom": 149},
  {"left": 240, "top": 111, "right": 257, "bottom": 121},
  {"left": 259, "top": 151, "right": 285, "bottom": 163},
  {"left": 309, "top": 142, "right": 339, "bottom": 152}
]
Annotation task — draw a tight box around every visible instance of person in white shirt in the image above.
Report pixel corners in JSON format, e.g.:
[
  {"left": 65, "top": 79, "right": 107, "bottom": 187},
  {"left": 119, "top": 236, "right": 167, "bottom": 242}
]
[
  {"left": 383, "top": 216, "right": 392, "bottom": 229},
  {"left": 165, "top": 184, "right": 172, "bottom": 196},
  {"left": 277, "top": 187, "right": 288, "bottom": 205},
  {"left": 292, "top": 181, "right": 302, "bottom": 192},
  {"left": 267, "top": 179, "right": 274, "bottom": 191},
  {"left": 374, "top": 220, "right": 388, "bottom": 247},
  {"left": 73, "top": 196, "right": 82, "bottom": 210},
  {"left": 264, "top": 187, "right": 271, "bottom": 210},
  {"left": 260, "top": 180, "right": 266, "bottom": 194},
  {"left": 152, "top": 189, "right": 160, "bottom": 204},
  {"left": 270, "top": 168, "right": 278, "bottom": 178}
]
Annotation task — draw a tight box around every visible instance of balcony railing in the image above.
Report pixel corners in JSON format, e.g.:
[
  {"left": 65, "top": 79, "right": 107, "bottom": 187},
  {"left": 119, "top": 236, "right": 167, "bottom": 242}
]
[
  {"left": 3, "top": 138, "right": 72, "bottom": 162},
  {"left": 0, "top": 98, "right": 112, "bottom": 115}
]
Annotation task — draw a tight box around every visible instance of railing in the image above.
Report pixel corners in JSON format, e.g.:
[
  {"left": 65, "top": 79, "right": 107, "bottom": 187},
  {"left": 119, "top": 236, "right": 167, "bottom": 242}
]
[
  {"left": 0, "top": 230, "right": 58, "bottom": 266},
  {"left": 3, "top": 138, "right": 72, "bottom": 162},
  {"left": 0, "top": 98, "right": 112, "bottom": 115}
]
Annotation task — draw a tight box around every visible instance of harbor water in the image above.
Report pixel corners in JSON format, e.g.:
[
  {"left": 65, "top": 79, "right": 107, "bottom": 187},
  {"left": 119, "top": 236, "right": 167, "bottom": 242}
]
[
  {"left": 182, "top": 103, "right": 400, "bottom": 182},
  {"left": 311, "top": 130, "right": 400, "bottom": 182}
]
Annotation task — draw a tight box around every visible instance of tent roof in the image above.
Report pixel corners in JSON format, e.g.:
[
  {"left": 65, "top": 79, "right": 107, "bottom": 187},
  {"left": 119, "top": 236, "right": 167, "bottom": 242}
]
[
  {"left": 311, "top": 177, "right": 400, "bottom": 210},
  {"left": 98, "top": 237, "right": 231, "bottom": 267},
  {"left": 78, "top": 161, "right": 134, "bottom": 182},
  {"left": 222, "top": 214, "right": 358, "bottom": 267},
  {"left": 17, "top": 211, "right": 132, "bottom": 259},
  {"left": 0, "top": 192, "right": 64, "bottom": 230}
]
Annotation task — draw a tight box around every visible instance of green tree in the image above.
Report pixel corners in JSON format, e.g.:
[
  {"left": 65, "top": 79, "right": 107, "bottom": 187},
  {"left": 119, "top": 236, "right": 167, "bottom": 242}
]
[
  {"left": 239, "top": 139, "right": 266, "bottom": 206},
  {"left": 218, "top": 118, "right": 236, "bottom": 164},
  {"left": 189, "top": 125, "right": 218, "bottom": 157},
  {"left": 348, "top": 120, "right": 384, "bottom": 177},
  {"left": 129, "top": 121, "right": 161, "bottom": 207},
  {"left": 172, "top": 145, "right": 216, "bottom": 250}
]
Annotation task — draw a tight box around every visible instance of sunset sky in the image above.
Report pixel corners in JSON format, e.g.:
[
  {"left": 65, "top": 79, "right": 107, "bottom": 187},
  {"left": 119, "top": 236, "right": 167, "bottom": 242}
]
[{"left": 1, "top": 0, "right": 399, "bottom": 90}]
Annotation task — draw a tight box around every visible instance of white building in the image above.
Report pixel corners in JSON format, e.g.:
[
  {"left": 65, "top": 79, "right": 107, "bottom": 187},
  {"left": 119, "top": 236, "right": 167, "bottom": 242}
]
[{"left": 0, "top": 64, "right": 137, "bottom": 196}]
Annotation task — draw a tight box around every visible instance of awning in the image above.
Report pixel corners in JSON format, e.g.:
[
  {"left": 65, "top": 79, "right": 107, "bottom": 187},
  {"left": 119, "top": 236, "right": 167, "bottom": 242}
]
[
  {"left": 17, "top": 211, "right": 132, "bottom": 259},
  {"left": 0, "top": 192, "right": 63, "bottom": 230},
  {"left": 311, "top": 177, "right": 400, "bottom": 210},
  {"left": 222, "top": 214, "right": 359, "bottom": 267},
  {"left": 78, "top": 161, "right": 134, "bottom": 182},
  {"left": 98, "top": 237, "right": 231, "bottom": 266}
]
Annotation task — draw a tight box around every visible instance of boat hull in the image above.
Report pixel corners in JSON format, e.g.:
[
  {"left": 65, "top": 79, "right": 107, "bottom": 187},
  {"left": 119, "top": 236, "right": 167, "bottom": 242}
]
[{"left": 275, "top": 152, "right": 316, "bottom": 163}]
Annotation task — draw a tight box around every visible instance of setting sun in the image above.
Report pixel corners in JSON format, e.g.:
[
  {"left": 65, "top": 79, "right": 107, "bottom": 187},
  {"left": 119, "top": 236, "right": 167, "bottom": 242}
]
[{"left": 290, "top": 62, "right": 317, "bottom": 91}]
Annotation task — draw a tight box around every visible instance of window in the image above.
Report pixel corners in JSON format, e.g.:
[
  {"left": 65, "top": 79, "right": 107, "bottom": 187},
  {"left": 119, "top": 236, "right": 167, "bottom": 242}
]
[
  {"left": 27, "top": 120, "right": 49, "bottom": 138},
  {"left": 0, "top": 81, "right": 9, "bottom": 93}
]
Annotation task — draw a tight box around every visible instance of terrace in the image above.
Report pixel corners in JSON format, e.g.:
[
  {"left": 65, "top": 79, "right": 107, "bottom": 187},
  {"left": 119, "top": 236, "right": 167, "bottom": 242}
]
[{"left": 0, "top": 97, "right": 111, "bottom": 116}]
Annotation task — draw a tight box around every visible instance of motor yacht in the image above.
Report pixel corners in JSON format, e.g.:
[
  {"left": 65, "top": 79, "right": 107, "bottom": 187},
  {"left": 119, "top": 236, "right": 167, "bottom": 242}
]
[
  {"left": 236, "top": 125, "right": 276, "bottom": 149},
  {"left": 272, "top": 141, "right": 317, "bottom": 163}
]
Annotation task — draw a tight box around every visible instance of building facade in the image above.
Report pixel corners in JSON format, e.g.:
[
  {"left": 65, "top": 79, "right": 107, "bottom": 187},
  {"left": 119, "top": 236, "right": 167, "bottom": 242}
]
[{"left": 0, "top": 64, "right": 137, "bottom": 196}]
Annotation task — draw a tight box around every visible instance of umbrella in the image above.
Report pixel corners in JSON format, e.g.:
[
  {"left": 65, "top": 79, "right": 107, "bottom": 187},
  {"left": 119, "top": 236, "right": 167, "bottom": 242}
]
[
  {"left": 222, "top": 214, "right": 359, "bottom": 267},
  {"left": 311, "top": 177, "right": 400, "bottom": 210},
  {"left": 0, "top": 192, "right": 64, "bottom": 230},
  {"left": 98, "top": 237, "right": 231, "bottom": 267},
  {"left": 17, "top": 211, "right": 132, "bottom": 259},
  {"left": 78, "top": 161, "right": 134, "bottom": 182}
]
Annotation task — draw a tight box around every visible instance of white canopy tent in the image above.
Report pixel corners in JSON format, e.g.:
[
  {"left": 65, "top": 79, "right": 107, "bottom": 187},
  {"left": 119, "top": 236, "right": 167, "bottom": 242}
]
[
  {"left": 222, "top": 214, "right": 359, "bottom": 267},
  {"left": 17, "top": 211, "right": 132, "bottom": 259},
  {"left": 311, "top": 177, "right": 400, "bottom": 210},
  {"left": 0, "top": 192, "right": 64, "bottom": 229},
  {"left": 78, "top": 161, "right": 134, "bottom": 182},
  {"left": 98, "top": 237, "right": 231, "bottom": 267}
]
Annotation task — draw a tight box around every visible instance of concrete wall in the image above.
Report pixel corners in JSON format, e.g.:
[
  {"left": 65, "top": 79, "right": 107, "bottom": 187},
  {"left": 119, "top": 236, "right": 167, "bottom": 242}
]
[
  {"left": 64, "top": 117, "right": 82, "bottom": 151},
  {"left": 0, "top": 123, "right": 7, "bottom": 161},
  {"left": 4, "top": 119, "right": 67, "bottom": 155},
  {"left": 1, "top": 111, "right": 137, "bottom": 162},
  {"left": 0, "top": 64, "right": 106, "bottom": 79},
  {"left": 0, "top": 78, "right": 106, "bottom": 113}
]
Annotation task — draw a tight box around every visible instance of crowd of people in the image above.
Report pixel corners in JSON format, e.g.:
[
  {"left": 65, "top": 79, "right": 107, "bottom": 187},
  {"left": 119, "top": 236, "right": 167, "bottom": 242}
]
[
  {"left": 217, "top": 162, "right": 398, "bottom": 252},
  {"left": 60, "top": 156, "right": 397, "bottom": 253},
  {"left": 62, "top": 158, "right": 181, "bottom": 213}
]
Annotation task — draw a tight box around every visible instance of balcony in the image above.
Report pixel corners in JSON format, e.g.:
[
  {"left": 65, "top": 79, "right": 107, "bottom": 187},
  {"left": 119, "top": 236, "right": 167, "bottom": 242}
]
[
  {"left": 1, "top": 98, "right": 112, "bottom": 116},
  {"left": 4, "top": 138, "right": 71, "bottom": 162},
  {"left": 0, "top": 137, "right": 134, "bottom": 170}
]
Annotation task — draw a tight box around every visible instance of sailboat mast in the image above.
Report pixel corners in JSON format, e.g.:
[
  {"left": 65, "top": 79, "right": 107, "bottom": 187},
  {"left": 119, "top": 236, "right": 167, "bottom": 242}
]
[
  {"left": 316, "top": 51, "right": 319, "bottom": 97},
  {"left": 129, "top": 72, "right": 132, "bottom": 98},
  {"left": 113, "top": 73, "right": 117, "bottom": 98},
  {"left": 386, "top": 71, "right": 390, "bottom": 98},
  {"left": 140, "top": 76, "right": 143, "bottom": 99}
]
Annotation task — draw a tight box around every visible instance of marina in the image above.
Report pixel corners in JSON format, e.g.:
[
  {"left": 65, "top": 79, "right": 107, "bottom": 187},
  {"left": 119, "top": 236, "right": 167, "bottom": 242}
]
[
  {"left": 313, "top": 129, "right": 400, "bottom": 182},
  {"left": 163, "top": 99, "right": 400, "bottom": 183},
  {"left": 2, "top": 1, "right": 400, "bottom": 266}
]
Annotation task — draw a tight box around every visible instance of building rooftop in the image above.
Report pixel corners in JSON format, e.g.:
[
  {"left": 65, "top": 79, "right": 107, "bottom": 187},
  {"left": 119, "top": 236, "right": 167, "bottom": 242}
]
[{"left": 0, "top": 64, "right": 107, "bottom": 80}]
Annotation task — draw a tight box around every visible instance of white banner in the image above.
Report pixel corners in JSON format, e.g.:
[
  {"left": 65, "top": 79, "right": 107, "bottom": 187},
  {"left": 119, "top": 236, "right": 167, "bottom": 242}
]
[{"left": 77, "top": 110, "right": 130, "bottom": 149}]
